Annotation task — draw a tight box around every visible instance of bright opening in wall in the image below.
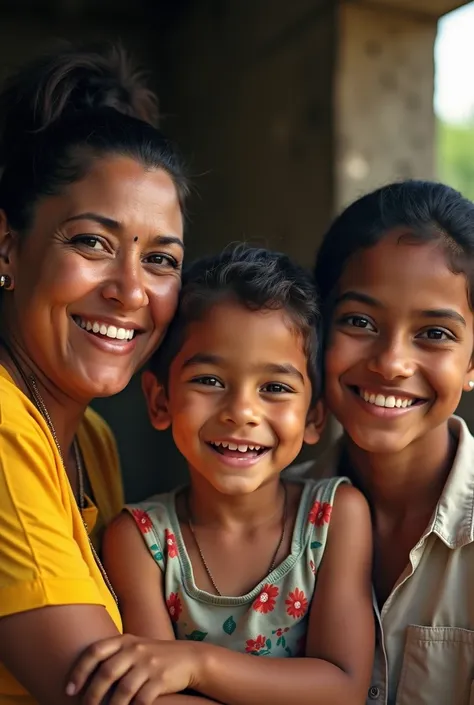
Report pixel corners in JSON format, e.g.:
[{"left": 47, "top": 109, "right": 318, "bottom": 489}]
[{"left": 436, "top": 2, "right": 474, "bottom": 199}]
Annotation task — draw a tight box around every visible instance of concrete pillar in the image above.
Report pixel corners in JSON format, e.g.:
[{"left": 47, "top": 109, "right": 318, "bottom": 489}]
[{"left": 334, "top": 1, "right": 437, "bottom": 210}]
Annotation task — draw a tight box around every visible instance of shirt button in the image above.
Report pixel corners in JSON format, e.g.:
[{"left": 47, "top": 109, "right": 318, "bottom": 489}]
[{"left": 368, "top": 686, "right": 380, "bottom": 699}]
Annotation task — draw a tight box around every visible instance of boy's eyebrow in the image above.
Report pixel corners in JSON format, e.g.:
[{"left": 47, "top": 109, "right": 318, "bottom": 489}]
[
  {"left": 336, "top": 292, "right": 466, "bottom": 326},
  {"left": 263, "top": 363, "right": 305, "bottom": 383},
  {"left": 181, "top": 355, "right": 305, "bottom": 383},
  {"left": 182, "top": 353, "right": 222, "bottom": 368}
]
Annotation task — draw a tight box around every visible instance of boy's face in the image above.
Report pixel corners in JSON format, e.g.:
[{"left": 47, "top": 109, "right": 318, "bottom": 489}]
[{"left": 144, "top": 298, "right": 322, "bottom": 495}]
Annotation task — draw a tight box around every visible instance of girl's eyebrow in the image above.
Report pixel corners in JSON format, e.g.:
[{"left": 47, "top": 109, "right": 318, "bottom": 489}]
[
  {"left": 336, "top": 292, "right": 466, "bottom": 327},
  {"left": 419, "top": 309, "right": 466, "bottom": 326},
  {"left": 335, "top": 291, "right": 380, "bottom": 307}
]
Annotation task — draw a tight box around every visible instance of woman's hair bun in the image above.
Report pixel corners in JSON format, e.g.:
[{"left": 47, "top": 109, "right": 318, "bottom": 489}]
[{"left": 0, "top": 42, "right": 159, "bottom": 141}]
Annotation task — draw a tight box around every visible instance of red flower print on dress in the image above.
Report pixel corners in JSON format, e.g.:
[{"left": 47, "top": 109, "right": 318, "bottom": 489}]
[
  {"left": 165, "top": 529, "right": 178, "bottom": 558},
  {"left": 309, "top": 560, "right": 316, "bottom": 575},
  {"left": 252, "top": 584, "right": 279, "bottom": 614},
  {"left": 245, "top": 634, "right": 266, "bottom": 653},
  {"left": 166, "top": 592, "right": 182, "bottom": 622},
  {"left": 132, "top": 509, "right": 153, "bottom": 534},
  {"left": 308, "top": 500, "right": 332, "bottom": 527},
  {"left": 274, "top": 627, "right": 289, "bottom": 638},
  {"left": 285, "top": 588, "right": 308, "bottom": 619}
]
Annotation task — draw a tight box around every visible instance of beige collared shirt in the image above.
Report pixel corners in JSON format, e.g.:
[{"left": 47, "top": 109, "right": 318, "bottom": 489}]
[{"left": 292, "top": 416, "right": 474, "bottom": 705}]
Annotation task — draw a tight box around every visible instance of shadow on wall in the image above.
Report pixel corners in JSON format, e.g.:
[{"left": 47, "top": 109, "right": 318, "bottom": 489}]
[{"left": 92, "top": 375, "right": 189, "bottom": 503}]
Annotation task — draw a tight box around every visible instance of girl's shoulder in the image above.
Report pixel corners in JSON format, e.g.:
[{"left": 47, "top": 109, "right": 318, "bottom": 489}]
[{"left": 125, "top": 489, "right": 181, "bottom": 570}]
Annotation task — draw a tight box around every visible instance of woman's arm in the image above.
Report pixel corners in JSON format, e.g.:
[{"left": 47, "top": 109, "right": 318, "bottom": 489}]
[{"left": 68, "top": 484, "right": 374, "bottom": 705}]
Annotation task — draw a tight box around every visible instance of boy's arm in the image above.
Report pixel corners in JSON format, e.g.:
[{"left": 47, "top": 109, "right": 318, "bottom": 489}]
[
  {"left": 193, "top": 484, "right": 375, "bottom": 705},
  {"left": 102, "top": 511, "right": 176, "bottom": 640}
]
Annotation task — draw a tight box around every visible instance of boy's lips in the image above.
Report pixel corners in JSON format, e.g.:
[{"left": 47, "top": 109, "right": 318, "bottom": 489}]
[{"left": 206, "top": 440, "right": 271, "bottom": 466}]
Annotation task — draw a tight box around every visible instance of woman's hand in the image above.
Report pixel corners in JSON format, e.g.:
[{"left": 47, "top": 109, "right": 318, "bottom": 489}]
[{"left": 66, "top": 634, "right": 202, "bottom": 705}]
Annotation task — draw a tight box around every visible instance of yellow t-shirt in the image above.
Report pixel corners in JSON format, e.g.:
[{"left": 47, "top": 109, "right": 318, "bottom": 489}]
[{"left": 0, "top": 366, "right": 123, "bottom": 703}]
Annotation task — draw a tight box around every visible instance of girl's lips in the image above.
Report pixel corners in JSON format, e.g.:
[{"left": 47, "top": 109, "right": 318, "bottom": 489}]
[{"left": 349, "top": 386, "right": 427, "bottom": 418}]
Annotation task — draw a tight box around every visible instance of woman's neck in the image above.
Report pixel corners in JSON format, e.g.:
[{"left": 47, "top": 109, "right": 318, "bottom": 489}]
[
  {"left": 342, "top": 422, "right": 456, "bottom": 520},
  {"left": 0, "top": 341, "right": 87, "bottom": 454}
]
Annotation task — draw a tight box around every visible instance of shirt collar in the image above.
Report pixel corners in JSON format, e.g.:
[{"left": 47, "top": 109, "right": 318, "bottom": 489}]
[{"left": 291, "top": 416, "right": 474, "bottom": 549}]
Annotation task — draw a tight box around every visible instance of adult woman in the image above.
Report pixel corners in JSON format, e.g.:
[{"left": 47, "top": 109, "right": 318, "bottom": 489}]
[{"left": 0, "top": 43, "right": 213, "bottom": 705}]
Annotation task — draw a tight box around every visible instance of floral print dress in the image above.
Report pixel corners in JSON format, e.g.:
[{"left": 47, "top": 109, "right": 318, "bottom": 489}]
[{"left": 127, "top": 477, "right": 347, "bottom": 657}]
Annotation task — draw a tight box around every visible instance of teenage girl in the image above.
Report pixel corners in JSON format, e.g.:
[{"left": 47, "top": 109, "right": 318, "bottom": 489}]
[{"left": 308, "top": 180, "right": 474, "bottom": 705}]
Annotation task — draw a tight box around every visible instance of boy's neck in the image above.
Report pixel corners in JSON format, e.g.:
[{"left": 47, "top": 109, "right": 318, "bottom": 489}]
[
  {"left": 185, "top": 474, "right": 285, "bottom": 531},
  {"left": 342, "top": 422, "right": 456, "bottom": 519}
]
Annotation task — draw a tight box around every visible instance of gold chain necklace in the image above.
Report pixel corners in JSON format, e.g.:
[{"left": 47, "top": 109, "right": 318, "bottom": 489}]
[
  {"left": 186, "top": 482, "right": 287, "bottom": 597},
  {"left": 3, "top": 344, "right": 118, "bottom": 604}
]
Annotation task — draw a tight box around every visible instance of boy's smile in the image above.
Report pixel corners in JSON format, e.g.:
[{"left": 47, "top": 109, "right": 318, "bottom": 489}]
[{"left": 147, "top": 298, "right": 320, "bottom": 495}]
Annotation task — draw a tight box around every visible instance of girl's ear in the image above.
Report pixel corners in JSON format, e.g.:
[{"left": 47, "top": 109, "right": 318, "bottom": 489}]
[
  {"left": 141, "top": 369, "right": 171, "bottom": 431},
  {"left": 303, "top": 399, "right": 327, "bottom": 445}
]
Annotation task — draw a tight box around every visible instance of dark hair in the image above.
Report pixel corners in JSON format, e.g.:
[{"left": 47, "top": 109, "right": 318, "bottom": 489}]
[
  {"left": 315, "top": 180, "right": 474, "bottom": 313},
  {"left": 0, "top": 42, "right": 188, "bottom": 232},
  {"left": 151, "top": 244, "right": 322, "bottom": 402}
]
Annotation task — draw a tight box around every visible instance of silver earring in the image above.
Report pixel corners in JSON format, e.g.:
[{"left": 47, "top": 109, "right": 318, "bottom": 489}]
[
  {"left": 469, "top": 381, "right": 474, "bottom": 390},
  {"left": 0, "top": 274, "right": 11, "bottom": 289}
]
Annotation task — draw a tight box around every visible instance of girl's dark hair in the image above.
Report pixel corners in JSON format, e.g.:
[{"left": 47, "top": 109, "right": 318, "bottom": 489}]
[
  {"left": 315, "top": 180, "right": 474, "bottom": 312},
  {"left": 0, "top": 42, "right": 188, "bottom": 232},
  {"left": 151, "top": 243, "right": 322, "bottom": 403}
]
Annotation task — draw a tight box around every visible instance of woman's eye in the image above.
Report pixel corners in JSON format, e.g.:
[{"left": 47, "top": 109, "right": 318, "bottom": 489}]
[
  {"left": 145, "top": 253, "right": 179, "bottom": 269},
  {"left": 261, "top": 382, "right": 292, "bottom": 393},
  {"left": 72, "top": 235, "right": 106, "bottom": 251},
  {"left": 419, "top": 328, "right": 452, "bottom": 341},
  {"left": 191, "top": 376, "right": 224, "bottom": 388}
]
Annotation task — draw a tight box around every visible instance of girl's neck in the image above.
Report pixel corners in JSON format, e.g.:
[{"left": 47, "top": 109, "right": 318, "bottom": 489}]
[
  {"left": 186, "top": 474, "right": 285, "bottom": 531},
  {"left": 342, "top": 422, "right": 456, "bottom": 519}
]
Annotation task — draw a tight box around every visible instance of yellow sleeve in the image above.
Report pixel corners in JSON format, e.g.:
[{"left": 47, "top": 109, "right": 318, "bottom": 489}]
[{"left": 0, "top": 410, "right": 107, "bottom": 618}]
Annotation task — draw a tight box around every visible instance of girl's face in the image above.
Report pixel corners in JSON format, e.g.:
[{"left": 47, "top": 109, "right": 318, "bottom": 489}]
[{"left": 325, "top": 229, "right": 474, "bottom": 454}]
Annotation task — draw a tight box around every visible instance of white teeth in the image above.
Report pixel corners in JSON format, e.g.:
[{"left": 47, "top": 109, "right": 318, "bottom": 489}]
[
  {"left": 75, "top": 317, "right": 135, "bottom": 341},
  {"left": 359, "top": 388, "right": 416, "bottom": 409},
  {"left": 211, "top": 441, "right": 263, "bottom": 453}
]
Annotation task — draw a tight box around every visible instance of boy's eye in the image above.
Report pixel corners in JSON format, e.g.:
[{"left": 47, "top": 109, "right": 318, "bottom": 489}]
[
  {"left": 261, "top": 382, "right": 293, "bottom": 393},
  {"left": 191, "top": 376, "right": 224, "bottom": 388},
  {"left": 418, "top": 328, "right": 453, "bottom": 341}
]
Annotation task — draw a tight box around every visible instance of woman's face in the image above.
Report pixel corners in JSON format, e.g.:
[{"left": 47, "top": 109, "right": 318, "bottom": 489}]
[{"left": 1, "top": 155, "right": 184, "bottom": 402}]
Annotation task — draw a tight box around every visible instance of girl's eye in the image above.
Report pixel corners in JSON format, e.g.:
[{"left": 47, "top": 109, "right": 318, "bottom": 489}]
[
  {"left": 191, "top": 376, "right": 224, "bottom": 388},
  {"left": 72, "top": 235, "right": 106, "bottom": 251},
  {"left": 343, "top": 315, "right": 376, "bottom": 332},
  {"left": 418, "top": 328, "right": 453, "bottom": 341},
  {"left": 145, "top": 253, "right": 180, "bottom": 269},
  {"left": 261, "top": 382, "right": 293, "bottom": 393}
]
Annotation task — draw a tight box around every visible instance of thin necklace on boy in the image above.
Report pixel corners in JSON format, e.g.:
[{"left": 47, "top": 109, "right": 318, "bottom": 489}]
[
  {"left": 3, "top": 343, "right": 118, "bottom": 604},
  {"left": 186, "top": 482, "right": 288, "bottom": 597}
]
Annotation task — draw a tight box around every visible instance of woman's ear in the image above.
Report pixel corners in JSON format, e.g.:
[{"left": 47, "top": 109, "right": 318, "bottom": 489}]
[
  {"left": 141, "top": 369, "right": 171, "bottom": 431},
  {"left": 303, "top": 399, "right": 327, "bottom": 446},
  {"left": 0, "top": 210, "right": 16, "bottom": 290}
]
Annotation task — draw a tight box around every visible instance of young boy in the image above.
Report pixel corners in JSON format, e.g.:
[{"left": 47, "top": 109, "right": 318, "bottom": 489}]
[{"left": 69, "top": 245, "right": 374, "bottom": 705}]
